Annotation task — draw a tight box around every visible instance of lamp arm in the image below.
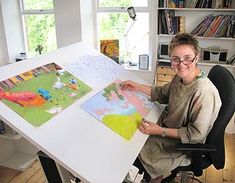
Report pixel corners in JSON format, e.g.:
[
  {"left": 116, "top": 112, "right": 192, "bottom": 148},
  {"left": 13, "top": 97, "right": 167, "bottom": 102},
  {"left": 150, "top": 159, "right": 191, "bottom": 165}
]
[{"left": 124, "top": 20, "right": 137, "bottom": 63}]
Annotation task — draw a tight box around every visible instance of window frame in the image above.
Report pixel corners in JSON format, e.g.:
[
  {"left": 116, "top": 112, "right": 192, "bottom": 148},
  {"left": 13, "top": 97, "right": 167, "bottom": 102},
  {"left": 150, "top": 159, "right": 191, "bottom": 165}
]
[
  {"left": 95, "top": 0, "right": 156, "bottom": 70},
  {"left": 19, "top": 0, "right": 56, "bottom": 54}
]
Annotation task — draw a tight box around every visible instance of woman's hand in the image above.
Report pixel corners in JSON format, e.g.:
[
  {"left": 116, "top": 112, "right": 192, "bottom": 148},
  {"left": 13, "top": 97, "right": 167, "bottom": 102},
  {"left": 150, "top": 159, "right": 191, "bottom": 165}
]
[
  {"left": 120, "top": 80, "right": 151, "bottom": 96},
  {"left": 120, "top": 80, "right": 140, "bottom": 91},
  {"left": 138, "top": 118, "right": 163, "bottom": 135},
  {"left": 139, "top": 119, "right": 180, "bottom": 139}
]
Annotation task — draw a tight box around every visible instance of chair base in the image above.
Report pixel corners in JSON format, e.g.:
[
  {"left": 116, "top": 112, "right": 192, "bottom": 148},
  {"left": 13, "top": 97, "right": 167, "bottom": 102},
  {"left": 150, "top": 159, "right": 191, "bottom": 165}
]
[
  {"left": 161, "top": 171, "right": 203, "bottom": 183},
  {"left": 174, "top": 171, "right": 203, "bottom": 183}
]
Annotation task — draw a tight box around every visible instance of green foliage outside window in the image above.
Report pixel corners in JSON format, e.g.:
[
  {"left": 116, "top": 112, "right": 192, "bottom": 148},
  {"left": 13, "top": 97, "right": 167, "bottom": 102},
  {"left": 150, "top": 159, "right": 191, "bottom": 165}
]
[
  {"left": 23, "top": 0, "right": 53, "bottom": 10},
  {"left": 99, "top": 0, "right": 131, "bottom": 7},
  {"left": 98, "top": 0, "right": 132, "bottom": 39},
  {"left": 22, "top": 0, "right": 56, "bottom": 55}
]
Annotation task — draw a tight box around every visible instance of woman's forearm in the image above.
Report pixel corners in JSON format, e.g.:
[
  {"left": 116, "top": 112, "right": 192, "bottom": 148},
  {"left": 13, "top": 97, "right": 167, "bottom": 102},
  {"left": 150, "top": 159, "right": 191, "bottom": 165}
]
[{"left": 137, "top": 84, "right": 151, "bottom": 96}]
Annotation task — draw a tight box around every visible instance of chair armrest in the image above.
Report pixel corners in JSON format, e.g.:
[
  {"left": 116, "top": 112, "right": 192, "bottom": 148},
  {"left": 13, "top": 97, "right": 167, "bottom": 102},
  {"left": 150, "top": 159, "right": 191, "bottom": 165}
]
[{"left": 176, "top": 143, "right": 217, "bottom": 152}]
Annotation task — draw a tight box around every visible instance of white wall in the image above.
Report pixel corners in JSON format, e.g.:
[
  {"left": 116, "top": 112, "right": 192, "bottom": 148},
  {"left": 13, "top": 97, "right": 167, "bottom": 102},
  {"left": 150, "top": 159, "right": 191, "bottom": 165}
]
[
  {"left": 80, "top": 0, "right": 96, "bottom": 47},
  {"left": 53, "top": 0, "right": 82, "bottom": 48},
  {"left": 54, "top": 0, "right": 95, "bottom": 48},
  {"left": 128, "top": 69, "right": 155, "bottom": 84},
  {"left": 1, "top": 0, "right": 24, "bottom": 63},
  {"left": 0, "top": 2, "right": 9, "bottom": 66}
]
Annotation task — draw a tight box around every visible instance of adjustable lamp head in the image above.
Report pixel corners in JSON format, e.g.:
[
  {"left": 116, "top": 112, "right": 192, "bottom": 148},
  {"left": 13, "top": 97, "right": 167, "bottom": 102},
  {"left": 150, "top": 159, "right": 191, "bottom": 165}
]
[{"left": 127, "top": 6, "right": 136, "bottom": 20}]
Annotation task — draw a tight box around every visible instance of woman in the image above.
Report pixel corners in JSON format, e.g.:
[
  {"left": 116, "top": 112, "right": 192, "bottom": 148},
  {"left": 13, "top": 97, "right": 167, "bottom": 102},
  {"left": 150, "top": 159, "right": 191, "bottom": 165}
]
[{"left": 121, "top": 33, "right": 222, "bottom": 183}]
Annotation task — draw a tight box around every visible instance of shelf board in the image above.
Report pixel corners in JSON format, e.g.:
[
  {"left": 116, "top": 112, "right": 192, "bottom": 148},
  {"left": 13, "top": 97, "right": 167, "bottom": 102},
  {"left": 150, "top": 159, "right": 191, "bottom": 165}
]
[
  {"left": 0, "top": 151, "right": 36, "bottom": 171},
  {"left": 158, "top": 34, "right": 235, "bottom": 41},
  {"left": 158, "top": 7, "right": 235, "bottom": 12},
  {"left": 158, "top": 59, "right": 170, "bottom": 63},
  {"left": 198, "top": 61, "right": 235, "bottom": 68},
  {"left": 157, "top": 59, "right": 235, "bottom": 68}
]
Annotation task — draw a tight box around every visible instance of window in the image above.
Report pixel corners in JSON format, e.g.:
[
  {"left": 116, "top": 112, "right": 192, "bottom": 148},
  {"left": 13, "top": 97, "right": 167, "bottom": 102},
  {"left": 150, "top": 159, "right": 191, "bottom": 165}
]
[
  {"left": 96, "top": 0, "right": 150, "bottom": 67},
  {"left": 19, "top": 0, "right": 57, "bottom": 56}
]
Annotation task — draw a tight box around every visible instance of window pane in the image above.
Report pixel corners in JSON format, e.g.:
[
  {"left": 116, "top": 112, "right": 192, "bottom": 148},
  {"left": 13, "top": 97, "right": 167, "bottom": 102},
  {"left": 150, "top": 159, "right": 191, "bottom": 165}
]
[
  {"left": 98, "top": 12, "right": 149, "bottom": 64},
  {"left": 23, "top": 0, "right": 53, "bottom": 10},
  {"left": 98, "top": 0, "right": 148, "bottom": 7},
  {"left": 24, "top": 14, "right": 57, "bottom": 55}
]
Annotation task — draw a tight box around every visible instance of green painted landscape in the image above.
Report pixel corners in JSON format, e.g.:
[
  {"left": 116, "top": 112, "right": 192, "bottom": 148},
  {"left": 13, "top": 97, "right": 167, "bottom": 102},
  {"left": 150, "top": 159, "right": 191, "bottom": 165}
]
[{"left": 0, "top": 63, "right": 92, "bottom": 127}]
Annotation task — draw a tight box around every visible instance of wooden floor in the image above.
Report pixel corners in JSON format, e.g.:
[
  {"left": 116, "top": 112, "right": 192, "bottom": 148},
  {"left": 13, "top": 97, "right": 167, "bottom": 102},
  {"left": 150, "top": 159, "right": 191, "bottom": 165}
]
[{"left": 0, "top": 134, "right": 235, "bottom": 183}]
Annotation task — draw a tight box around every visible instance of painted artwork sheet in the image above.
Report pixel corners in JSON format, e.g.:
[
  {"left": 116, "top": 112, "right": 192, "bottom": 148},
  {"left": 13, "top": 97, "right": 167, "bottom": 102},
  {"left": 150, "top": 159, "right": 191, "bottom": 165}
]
[
  {"left": 0, "top": 63, "right": 92, "bottom": 127},
  {"left": 81, "top": 79, "right": 153, "bottom": 141}
]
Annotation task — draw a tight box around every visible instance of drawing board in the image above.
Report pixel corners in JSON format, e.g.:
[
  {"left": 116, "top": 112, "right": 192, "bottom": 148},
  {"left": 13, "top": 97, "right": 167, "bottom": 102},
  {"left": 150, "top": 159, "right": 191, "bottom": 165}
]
[{"left": 0, "top": 42, "right": 165, "bottom": 183}]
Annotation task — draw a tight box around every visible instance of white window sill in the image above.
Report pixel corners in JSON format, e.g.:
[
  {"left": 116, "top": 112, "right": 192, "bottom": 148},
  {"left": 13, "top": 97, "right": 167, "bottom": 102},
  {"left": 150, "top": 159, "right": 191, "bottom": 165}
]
[{"left": 121, "top": 63, "right": 152, "bottom": 72}]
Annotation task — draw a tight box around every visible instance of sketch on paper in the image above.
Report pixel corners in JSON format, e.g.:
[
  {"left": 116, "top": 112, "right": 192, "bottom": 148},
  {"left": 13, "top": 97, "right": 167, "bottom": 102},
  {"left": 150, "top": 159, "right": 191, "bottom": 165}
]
[
  {"left": 81, "top": 79, "right": 153, "bottom": 140},
  {"left": 65, "top": 55, "right": 125, "bottom": 88},
  {"left": 0, "top": 63, "right": 92, "bottom": 127}
]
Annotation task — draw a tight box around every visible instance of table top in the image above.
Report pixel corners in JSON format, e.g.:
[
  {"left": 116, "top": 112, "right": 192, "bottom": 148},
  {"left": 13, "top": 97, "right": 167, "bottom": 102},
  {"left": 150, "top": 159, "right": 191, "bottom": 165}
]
[{"left": 0, "top": 42, "right": 164, "bottom": 183}]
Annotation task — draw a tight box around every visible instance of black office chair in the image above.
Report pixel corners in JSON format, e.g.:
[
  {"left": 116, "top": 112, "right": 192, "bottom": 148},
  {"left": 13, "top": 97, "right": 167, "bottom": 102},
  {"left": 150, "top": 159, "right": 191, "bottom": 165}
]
[{"left": 161, "top": 65, "right": 235, "bottom": 183}]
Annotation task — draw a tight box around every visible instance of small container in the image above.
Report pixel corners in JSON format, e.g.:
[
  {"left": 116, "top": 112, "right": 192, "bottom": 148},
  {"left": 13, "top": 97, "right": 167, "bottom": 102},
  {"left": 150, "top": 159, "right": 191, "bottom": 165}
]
[{"left": 0, "top": 120, "right": 6, "bottom": 134}]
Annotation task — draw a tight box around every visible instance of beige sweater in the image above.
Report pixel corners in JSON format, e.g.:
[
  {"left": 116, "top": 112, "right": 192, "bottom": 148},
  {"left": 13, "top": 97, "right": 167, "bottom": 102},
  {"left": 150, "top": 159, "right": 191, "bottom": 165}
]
[{"left": 139, "top": 71, "right": 222, "bottom": 178}]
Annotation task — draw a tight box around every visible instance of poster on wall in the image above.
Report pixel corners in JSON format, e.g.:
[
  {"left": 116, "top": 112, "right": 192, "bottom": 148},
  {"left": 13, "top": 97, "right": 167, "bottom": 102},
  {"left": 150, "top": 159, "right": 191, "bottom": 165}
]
[
  {"left": 81, "top": 79, "right": 153, "bottom": 141},
  {"left": 0, "top": 63, "right": 92, "bottom": 127}
]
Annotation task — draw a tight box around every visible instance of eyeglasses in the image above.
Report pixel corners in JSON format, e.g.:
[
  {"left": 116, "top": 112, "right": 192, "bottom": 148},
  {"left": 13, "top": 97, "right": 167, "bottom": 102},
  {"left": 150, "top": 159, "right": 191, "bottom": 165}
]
[{"left": 170, "top": 55, "right": 197, "bottom": 66}]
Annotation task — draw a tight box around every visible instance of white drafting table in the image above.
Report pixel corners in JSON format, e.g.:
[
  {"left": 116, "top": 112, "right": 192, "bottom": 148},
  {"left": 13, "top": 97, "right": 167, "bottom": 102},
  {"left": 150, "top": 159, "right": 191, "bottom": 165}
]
[{"left": 0, "top": 42, "right": 164, "bottom": 183}]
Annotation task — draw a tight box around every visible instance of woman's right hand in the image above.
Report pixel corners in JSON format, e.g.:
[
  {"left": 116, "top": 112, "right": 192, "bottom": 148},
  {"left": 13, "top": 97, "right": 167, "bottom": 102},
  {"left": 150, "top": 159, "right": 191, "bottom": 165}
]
[
  {"left": 120, "top": 80, "right": 140, "bottom": 91},
  {"left": 120, "top": 80, "right": 152, "bottom": 97}
]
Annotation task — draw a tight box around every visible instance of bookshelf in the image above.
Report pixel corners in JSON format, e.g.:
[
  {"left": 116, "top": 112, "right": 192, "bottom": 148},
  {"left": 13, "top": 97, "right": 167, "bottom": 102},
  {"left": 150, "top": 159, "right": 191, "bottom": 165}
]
[
  {"left": 155, "top": 0, "right": 235, "bottom": 135},
  {"left": 156, "top": 0, "right": 235, "bottom": 70}
]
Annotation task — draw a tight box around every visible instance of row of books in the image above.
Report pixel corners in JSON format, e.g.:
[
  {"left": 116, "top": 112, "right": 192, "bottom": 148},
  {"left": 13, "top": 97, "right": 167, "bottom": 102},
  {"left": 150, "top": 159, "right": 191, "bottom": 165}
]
[
  {"left": 158, "top": 10, "right": 186, "bottom": 34},
  {"left": 191, "top": 14, "right": 235, "bottom": 38},
  {"left": 159, "top": 0, "right": 186, "bottom": 8},
  {"left": 190, "top": 0, "right": 232, "bottom": 8},
  {"left": 159, "top": 0, "right": 233, "bottom": 9}
]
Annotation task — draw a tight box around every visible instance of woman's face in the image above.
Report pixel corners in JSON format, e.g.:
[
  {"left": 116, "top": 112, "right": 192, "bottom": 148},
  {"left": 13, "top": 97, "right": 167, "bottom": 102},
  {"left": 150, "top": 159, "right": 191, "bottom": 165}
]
[{"left": 170, "top": 45, "right": 199, "bottom": 79}]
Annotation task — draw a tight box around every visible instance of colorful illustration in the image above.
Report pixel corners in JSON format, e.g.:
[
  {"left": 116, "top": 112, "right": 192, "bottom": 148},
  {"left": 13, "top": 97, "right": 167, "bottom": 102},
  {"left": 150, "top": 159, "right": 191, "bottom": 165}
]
[
  {"left": 0, "top": 63, "right": 92, "bottom": 127},
  {"left": 100, "top": 39, "right": 119, "bottom": 64},
  {"left": 81, "top": 79, "right": 153, "bottom": 141}
]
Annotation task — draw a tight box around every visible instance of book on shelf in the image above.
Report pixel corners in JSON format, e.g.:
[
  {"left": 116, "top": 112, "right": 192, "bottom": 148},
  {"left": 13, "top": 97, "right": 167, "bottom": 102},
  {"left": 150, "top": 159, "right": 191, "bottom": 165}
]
[
  {"left": 214, "top": 15, "right": 231, "bottom": 37},
  {"left": 191, "top": 15, "right": 215, "bottom": 36},
  {"left": 168, "top": 0, "right": 177, "bottom": 8},
  {"left": 188, "top": 0, "right": 232, "bottom": 8},
  {"left": 159, "top": 10, "right": 186, "bottom": 35},
  {"left": 204, "top": 15, "right": 223, "bottom": 37},
  {"left": 159, "top": 0, "right": 186, "bottom": 8},
  {"left": 231, "top": 15, "right": 235, "bottom": 38},
  {"left": 189, "top": 0, "right": 198, "bottom": 8},
  {"left": 191, "top": 14, "right": 233, "bottom": 38},
  {"left": 191, "top": 14, "right": 213, "bottom": 35},
  {"left": 159, "top": 10, "right": 168, "bottom": 34},
  {"left": 214, "top": 0, "right": 223, "bottom": 8}
]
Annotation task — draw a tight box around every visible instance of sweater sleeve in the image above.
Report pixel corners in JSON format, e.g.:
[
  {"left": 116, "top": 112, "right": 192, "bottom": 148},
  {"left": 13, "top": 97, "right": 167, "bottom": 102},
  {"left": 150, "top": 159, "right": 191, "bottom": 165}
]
[
  {"left": 178, "top": 86, "right": 222, "bottom": 144},
  {"left": 150, "top": 82, "right": 171, "bottom": 104}
]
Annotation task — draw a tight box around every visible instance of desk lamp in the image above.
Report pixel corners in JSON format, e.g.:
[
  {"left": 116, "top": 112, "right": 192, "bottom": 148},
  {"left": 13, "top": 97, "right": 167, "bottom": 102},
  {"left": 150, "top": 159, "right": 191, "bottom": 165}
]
[
  {"left": 127, "top": 6, "right": 136, "bottom": 20},
  {"left": 124, "top": 6, "right": 137, "bottom": 66}
]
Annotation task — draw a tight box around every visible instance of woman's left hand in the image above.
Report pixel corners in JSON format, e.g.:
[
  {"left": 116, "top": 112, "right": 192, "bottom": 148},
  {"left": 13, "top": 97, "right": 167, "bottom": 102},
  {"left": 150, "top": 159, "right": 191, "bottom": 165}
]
[{"left": 138, "top": 118, "right": 162, "bottom": 135}]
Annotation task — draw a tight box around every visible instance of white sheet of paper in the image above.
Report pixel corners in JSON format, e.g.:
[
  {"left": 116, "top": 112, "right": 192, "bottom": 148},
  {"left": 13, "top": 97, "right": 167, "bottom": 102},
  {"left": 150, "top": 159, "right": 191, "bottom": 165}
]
[{"left": 64, "top": 55, "right": 125, "bottom": 89}]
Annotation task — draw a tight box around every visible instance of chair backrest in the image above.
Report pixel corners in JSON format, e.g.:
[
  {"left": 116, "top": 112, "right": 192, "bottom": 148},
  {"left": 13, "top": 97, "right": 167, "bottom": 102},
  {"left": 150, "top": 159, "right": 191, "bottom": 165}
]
[{"left": 206, "top": 65, "right": 235, "bottom": 169}]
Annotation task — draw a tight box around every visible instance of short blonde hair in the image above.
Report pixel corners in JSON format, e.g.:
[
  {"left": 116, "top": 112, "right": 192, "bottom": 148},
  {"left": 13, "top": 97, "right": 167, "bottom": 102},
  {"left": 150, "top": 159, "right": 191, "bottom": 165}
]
[{"left": 169, "top": 33, "right": 199, "bottom": 56}]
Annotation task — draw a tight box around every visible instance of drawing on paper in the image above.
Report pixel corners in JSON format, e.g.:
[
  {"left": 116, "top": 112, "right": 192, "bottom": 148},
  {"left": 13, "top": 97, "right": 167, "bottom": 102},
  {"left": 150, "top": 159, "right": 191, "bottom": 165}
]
[
  {"left": 0, "top": 63, "right": 92, "bottom": 127},
  {"left": 81, "top": 79, "right": 153, "bottom": 140}
]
